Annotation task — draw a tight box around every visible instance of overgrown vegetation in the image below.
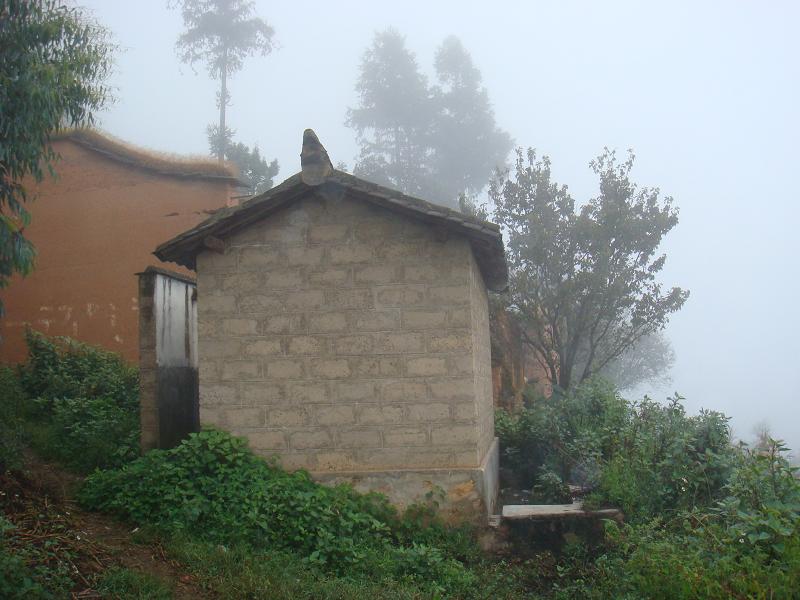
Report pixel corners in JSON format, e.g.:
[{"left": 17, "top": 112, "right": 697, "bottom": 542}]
[
  {"left": 3, "top": 332, "right": 798, "bottom": 598},
  {"left": 16, "top": 329, "right": 140, "bottom": 472},
  {"left": 79, "top": 428, "right": 480, "bottom": 597},
  {"left": 0, "top": 515, "right": 70, "bottom": 599},
  {"left": 0, "top": 367, "right": 26, "bottom": 472},
  {"left": 497, "top": 379, "right": 800, "bottom": 598}
]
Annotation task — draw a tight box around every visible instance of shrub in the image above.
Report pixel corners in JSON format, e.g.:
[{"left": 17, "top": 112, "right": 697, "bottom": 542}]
[
  {"left": 17, "top": 330, "right": 139, "bottom": 472},
  {"left": 530, "top": 468, "right": 572, "bottom": 504},
  {"left": 540, "top": 436, "right": 800, "bottom": 600},
  {"left": 589, "top": 397, "right": 733, "bottom": 520},
  {"left": 0, "top": 367, "right": 26, "bottom": 472},
  {"left": 19, "top": 329, "right": 138, "bottom": 414},
  {"left": 43, "top": 396, "right": 140, "bottom": 471},
  {"left": 79, "top": 429, "right": 474, "bottom": 596},
  {"left": 714, "top": 438, "right": 800, "bottom": 557},
  {"left": 497, "top": 379, "right": 733, "bottom": 520},
  {"left": 496, "top": 379, "right": 626, "bottom": 491}
]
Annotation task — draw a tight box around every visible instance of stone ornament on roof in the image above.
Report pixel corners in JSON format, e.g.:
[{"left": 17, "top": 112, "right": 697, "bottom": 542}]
[{"left": 300, "top": 129, "right": 333, "bottom": 186}]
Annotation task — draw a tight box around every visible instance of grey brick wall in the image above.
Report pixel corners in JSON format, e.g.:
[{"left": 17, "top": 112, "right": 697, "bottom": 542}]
[{"left": 196, "top": 192, "right": 494, "bottom": 473}]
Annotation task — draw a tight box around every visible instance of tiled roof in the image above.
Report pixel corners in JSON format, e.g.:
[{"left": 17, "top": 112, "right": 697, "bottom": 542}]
[{"left": 155, "top": 131, "right": 508, "bottom": 291}]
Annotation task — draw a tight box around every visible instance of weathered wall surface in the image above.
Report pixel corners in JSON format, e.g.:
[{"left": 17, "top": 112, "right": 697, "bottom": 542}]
[
  {"left": 490, "top": 307, "right": 552, "bottom": 410},
  {"left": 470, "top": 255, "right": 494, "bottom": 462},
  {"left": 0, "top": 139, "right": 232, "bottom": 364},
  {"left": 195, "top": 191, "right": 497, "bottom": 514},
  {"left": 139, "top": 267, "right": 199, "bottom": 451}
]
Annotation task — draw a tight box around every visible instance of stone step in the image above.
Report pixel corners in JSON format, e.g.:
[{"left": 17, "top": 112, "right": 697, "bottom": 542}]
[{"left": 501, "top": 502, "right": 622, "bottom": 520}]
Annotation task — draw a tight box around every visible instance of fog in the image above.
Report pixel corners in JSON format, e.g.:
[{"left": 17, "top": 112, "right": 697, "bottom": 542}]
[{"left": 83, "top": 0, "right": 799, "bottom": 451}]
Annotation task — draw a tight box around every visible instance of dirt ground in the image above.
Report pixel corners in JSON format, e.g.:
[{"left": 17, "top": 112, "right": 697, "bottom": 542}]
[{"left": 1, "top": 452, "right": 210, "bottom": 599}]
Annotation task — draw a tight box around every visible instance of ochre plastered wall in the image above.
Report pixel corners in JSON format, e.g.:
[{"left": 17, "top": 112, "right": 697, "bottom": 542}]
[
  {"left": 195, "top": 192, "right": 495, "bottom": 476},
  {"left": 0, "top": 139, "right": 233, "bottom": 364}
]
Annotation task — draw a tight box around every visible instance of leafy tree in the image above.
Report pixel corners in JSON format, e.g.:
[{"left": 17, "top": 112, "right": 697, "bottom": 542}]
[
  {"left": 208, "top": 130, "right": 278, "bottom": 195},
  {"left": 0, "top": 0, "right": 112, "bottom": 310},
  {"left": 170, "top": 0, "right": 276, "bottom": 167},
  {"left": 598, "top": 330, "right": 675, "bottom": 391},
  {"left": 347, "top": 30, "right": 510, "bottom": 208},
  {"left": 490, "top": 148, "right": 688, "bottom": 390}
]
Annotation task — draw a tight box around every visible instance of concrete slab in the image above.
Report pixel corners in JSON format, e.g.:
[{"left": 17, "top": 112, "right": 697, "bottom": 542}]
[{"left": 502, "top": 502, "right": 621, "bottom": 520}]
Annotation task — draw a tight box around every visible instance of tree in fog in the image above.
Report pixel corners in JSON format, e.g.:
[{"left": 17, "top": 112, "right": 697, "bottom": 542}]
[
  {"left": 170, "top": 0, "right": 279, "bottom": 191},
  {"left": 346, "top": 29, "right": 434, "bottom": 199},
  {"left": 598, "top": 331, "right": 675, "bottom": 391},
  {"left": 0, "top": 0, "right": 112, "bottom": 311},
  {"left": 490, "top": 148, "right": 689, "bottom": 390},
  {"left": 347, "top": 30, "right": 510, "bottom": 209},
  {"left": 751, "top": 421, "right": 774, "bottom": 452},
  {"left": 430, "top": 37, "right": 512, "bottom": 205},
  {"left": 208, "top": 135, "right": 278, "bottom": 195}
]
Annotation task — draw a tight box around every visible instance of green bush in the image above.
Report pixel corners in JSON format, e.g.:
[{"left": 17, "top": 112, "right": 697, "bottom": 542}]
[
  {"left": 494, "top": 380, "right": 800, "bottom": 598},
  {"left": 497, "top": 379, "right": 733, "bottom": 520},
  {"left": 79, "top": 428, "right": 475, "bottom": 596},
  {"left": 714, "top": 438, "right": 800, "bottom": 557},
  {"left": 562, "top": 510, "right": 800, "bottom": 599},
  {"left": 496, "top": 379, "right": 627, "bottom": 491},
  {"left": 0, "top": 367, "right": 26, "bottom": 472},
  {"left": 41, "top": 396, "right": 140, "bottom": 471},
  {"left": 530, "top": 468, "right": 572, "bottom": 504},
  {"left": 588, "top": 397, "right": 732, "bottom": 520},
  {"left": 17, "top": 330, "right": 139, "bottom": 472},
  {"left": 19, "top": 329, "right": 138, "bottom": 413},
  {"left": 533, "top": 437, "right": 800, "bottom": 599}
]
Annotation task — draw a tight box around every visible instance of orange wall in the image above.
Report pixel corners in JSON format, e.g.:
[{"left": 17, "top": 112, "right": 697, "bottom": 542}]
[{"left": 0, "top": 140, "right": 232, "bottom": 364}]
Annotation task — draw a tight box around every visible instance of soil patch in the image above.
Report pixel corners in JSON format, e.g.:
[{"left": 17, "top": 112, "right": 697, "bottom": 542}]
[{"left": 1, "top": 452, "right": 211, "bottom": 599}]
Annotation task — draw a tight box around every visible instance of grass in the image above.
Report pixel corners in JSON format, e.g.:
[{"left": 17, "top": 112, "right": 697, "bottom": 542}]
[
  {"left": 166, "top": 536, "right": 424, "bottom": 600},
  {"left": 95, "top": 567, "right": 174, "bottom": 600}
]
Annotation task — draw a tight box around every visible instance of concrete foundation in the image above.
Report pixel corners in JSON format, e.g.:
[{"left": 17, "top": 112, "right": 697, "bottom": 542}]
[{"left": 314, "top": 437, "right": 499, "bottom": 522}]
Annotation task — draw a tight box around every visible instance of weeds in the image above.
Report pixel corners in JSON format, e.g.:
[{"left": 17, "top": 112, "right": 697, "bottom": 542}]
[{"left": 13, "top": 329, "right": 140, "bottom": 472}]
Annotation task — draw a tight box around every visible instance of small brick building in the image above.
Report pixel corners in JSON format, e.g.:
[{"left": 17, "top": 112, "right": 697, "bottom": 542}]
[{"left": 155, "top": 131, "right": 508, "bottom": 518}]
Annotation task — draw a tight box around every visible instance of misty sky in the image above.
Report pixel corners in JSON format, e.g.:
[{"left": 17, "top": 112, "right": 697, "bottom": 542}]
[{"left": 82, "top": 0, "right": 799, "bottom": 451}]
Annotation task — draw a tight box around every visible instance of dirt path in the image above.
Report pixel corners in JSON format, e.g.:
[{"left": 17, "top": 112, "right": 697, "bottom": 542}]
[{"left": 1, "top": 452, "right": 212, "bottom": 599}]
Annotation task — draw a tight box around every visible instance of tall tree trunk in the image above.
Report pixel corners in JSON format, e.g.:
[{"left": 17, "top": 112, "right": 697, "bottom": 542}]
[
  {"left": 394, "top": 124, "right": 400, "bottom": 187},
  {"left": 218, "top": 50, "right": 228, "bottom": 163},
  {"left": 558, "top": 354, "right": 573, "bottom": 391}
]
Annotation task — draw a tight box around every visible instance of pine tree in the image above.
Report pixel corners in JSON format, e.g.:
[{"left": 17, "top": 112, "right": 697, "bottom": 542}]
[
  {"left": 346, "top": 29, "right": 435, "bottom": 198},
  {"left": 431, "top": 37, "right": 512, "bottom": 205},
  {"left": 347, "top": 31, "right": 510, "bottom": 209},
  {"left": 170, "top": 0, "right": 274, "bottom": 161}
]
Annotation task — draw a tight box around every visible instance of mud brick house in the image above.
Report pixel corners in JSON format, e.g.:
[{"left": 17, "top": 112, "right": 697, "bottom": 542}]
[
  {"left": 0, "top": 129, "right": 239, "bottom": 364},
  {"left": 154, "top": 130, "right": 508, "bottom": 518}
]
